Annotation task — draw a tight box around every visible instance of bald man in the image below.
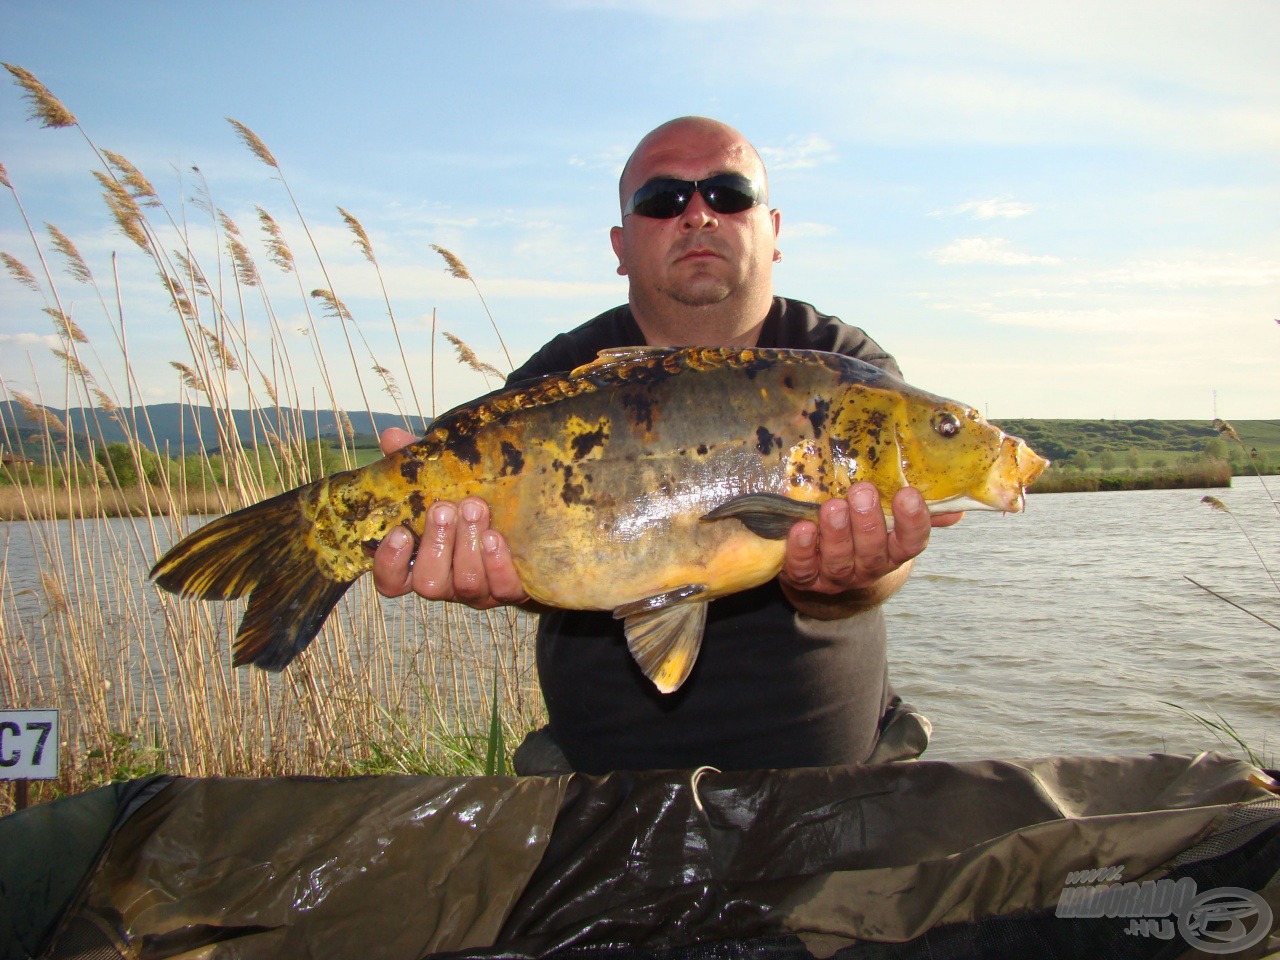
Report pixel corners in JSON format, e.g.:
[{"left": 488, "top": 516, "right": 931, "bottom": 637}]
[{"left": 374, "top": 117, "right": 959, "bottom": 773}]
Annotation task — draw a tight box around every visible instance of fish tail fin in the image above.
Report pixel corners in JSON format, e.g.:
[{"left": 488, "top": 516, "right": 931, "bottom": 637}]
[{"left": 150, "top": 484, "right": 355, "bottom": 671}]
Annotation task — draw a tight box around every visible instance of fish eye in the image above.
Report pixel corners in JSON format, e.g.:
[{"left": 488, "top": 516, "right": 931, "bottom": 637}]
[{"left": 932, "top": 412, "right": 961, "bottom": 438}]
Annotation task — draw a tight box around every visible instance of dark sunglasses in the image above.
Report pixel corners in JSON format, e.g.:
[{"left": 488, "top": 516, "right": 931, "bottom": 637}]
[{"left": 623, "top": 173, "right": 767, "bottom": 219}]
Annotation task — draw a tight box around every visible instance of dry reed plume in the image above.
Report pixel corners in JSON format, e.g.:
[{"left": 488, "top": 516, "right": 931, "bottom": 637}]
[{"left": 0, "top": 66, "right": 542, "bottom": 813}]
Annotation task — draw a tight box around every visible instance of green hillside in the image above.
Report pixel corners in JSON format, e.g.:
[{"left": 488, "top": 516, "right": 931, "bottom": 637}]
[{"left": 992, "top": 419, "right": 1280, "bottom": 467}]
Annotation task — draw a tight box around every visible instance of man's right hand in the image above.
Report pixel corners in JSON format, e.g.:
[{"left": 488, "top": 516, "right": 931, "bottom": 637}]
[{"left": 371, "top": 427, "right": 529, "bottom": 610}]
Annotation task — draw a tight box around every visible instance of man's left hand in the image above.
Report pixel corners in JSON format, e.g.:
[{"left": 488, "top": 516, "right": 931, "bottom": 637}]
[{"left": 778, "top": 482, "right": 962, "bottom": 616}]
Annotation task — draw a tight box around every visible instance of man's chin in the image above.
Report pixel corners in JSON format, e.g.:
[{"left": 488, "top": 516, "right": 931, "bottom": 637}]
[{"left": 665, "top": 281, "right": 733, "bottom": 308}]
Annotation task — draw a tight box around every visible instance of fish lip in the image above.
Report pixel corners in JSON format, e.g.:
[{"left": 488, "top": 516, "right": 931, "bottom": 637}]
[{"left": 925, "top": 493, "right": 1018, "bottom": 515}]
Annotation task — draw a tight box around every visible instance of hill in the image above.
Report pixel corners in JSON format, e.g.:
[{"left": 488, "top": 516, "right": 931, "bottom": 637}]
[
  {"left": 2, "top": 401, "right": 1276, "bottom": 467},
  {"left": 0, "top": 401, "right": 423, "bottom": 455},
  {"left": 991, "top": 418, "right": 1280, "bottom": 466}
]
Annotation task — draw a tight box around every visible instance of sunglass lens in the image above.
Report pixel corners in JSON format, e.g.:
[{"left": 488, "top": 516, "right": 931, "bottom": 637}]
[
  {"left": 630, "top": 180, "right": 692, "bottom": 218},
  {"left": 701, "top": 175, "right": 760, "bottom": 214}
]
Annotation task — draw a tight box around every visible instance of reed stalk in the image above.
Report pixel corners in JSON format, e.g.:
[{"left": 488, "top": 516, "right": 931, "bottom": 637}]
[{"left": 0, "top": 66, "right": 543, "bottom": 813}]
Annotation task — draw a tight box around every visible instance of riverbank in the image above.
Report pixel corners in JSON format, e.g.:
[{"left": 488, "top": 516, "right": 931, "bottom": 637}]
[
  {"left": 1, "top": 459, "right": 1248, "bottom": 519},
  {"left": 0, "top": 485, "right": 237, "bottom": 521},
  {"left": 1030, "top": 460, "right": 1236, "bottom": 494}
]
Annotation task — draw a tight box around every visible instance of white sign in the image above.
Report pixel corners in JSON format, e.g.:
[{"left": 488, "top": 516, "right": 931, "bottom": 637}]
[{"left": 0, "top": 710, "right": 59, "bottom": 780}]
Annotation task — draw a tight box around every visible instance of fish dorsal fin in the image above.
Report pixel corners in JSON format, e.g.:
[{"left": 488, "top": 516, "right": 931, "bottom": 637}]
[
  {"left": 701, "top": 492, "right": 822, "bottom": 540},
  {"left": 614, "top": 585, "right": 708, "bottom": 694},
  {"left": 569, "top": 347, "right": 676, "bottom": 379}
]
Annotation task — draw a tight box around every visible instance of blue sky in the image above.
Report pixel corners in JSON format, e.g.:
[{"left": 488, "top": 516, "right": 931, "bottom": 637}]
[{"left": 2, "top": 1, "right": 1277, "bottom": 422}]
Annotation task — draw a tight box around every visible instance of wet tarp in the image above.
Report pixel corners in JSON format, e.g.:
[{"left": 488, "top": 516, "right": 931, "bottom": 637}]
[{"left": 3, "top": 753, "right": 1278, "bottom": 959}]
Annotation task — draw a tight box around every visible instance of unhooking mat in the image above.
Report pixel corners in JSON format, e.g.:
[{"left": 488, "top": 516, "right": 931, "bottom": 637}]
[{"left": 2, "top": 752, "right": 1279, "bottom": 959}]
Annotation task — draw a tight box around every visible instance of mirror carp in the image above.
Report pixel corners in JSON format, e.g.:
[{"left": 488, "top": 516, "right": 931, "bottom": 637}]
[{"left": 151, "top": 346, "right": 1048, "bottom": 693}]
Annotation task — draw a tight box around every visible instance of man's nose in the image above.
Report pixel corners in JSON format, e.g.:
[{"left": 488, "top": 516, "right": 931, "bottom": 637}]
[{"left": 679, "top": 194, "right": 718, "bottom": 229}]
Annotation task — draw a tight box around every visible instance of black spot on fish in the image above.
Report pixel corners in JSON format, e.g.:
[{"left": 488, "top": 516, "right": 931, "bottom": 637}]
[
  {"left": 696, "top": 443, "right": 708, "bottom": 456},
  {"left": 561, "top": 465, "right": 586, "bottom": 506},
  {"left": 756, "top": 426, "right": 782, "bottom": 456},
  {"left": 620, "top": 392, "right": 654, "bottom": 432},
  {"left": 449, "top": 430, "right": 482, "bottom": 467},
  {"left": 400, "top": 457, "right": 423, "bottom": 484},
  {"left": 339, "top": 490, "right": 374, "bottom": 523},
  {"left": 406, "top": 490, "right": 427, "bottom": 520},
  {"left": 784, "top": 376, "right": 794, "bottom": 389},
  {"left": 867, "top": 445, "right": 879, "bottom": 463},
  {"left": 808, "top": 398, "right": 830, "bottom": 435},
  {"left": 571, "top": 425, "right": 608, "bottom": 460},
  {"left": 500, "top": 441, "right": 524, "bottom": 476}
]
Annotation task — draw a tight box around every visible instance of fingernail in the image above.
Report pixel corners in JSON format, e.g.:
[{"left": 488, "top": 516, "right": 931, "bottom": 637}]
[
  {"left": 796, "top": 530, "right": 816, "bottom": 548},
  {"left": 461, "top": 500, "right": 483, "bottom": 523},
  {"left": 902, "top": 489, "right": 924, "bottom": 515},
  {"left": 385, "top": 527, "right": 410, "bottom": 551},
  {"left": 481, "top": 531, "right": 501, "bottom": 554},
  {"left": 829, "top": 502, "right": 849, "bottom": 528},
  {"left": 430, "top": 502, "right": 453, "bottom": 525},
  {"left": 852, "top": 486, "right": 878, "bottom": 513}
]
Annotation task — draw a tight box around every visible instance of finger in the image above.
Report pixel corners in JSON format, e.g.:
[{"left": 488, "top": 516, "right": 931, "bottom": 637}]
[
  {"left": 930, "top": 510, "right": 965, "bottom": 528},
  {"left": 848, "top": 482, "right": 892, "bottom": 573},
  {"left": 450, "top": 497, "right": 495, "bottom": 607},
  {"left": 378, "top": 426, "right": 417, "bottom": 456},
  {"left": 479, "top": 530, "right": 530, "bottom": 605},
  {"left": 781, "top": 520, "right": 821, "bottom": 588},
  {"left": 887, "top": 487, "right": 931, "bottom": 564},
  {"left": 371, "top": 525, "right": 416, "bottom": 597},
  {"left": 813, "top": 497, "right": 856, "bottom": 586},
  {"left": 411, "top": 501, "right": 461, "bottom": 601}
]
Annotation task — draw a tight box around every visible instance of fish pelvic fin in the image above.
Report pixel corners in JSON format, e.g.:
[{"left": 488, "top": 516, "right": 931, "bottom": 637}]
[
  {"left": 149, "top": 484, "right": 356, "bottom": 671},
  {"left": 700, "top": 492, "right": 821, "bottom": 540},
  {"left": 614, "top": 585, "right": 708, "bottom": 694}
]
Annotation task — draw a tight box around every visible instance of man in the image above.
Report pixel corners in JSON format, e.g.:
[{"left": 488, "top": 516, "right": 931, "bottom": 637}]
[{"left": 373, "top": 117, "right": 960, "bottom": 773}]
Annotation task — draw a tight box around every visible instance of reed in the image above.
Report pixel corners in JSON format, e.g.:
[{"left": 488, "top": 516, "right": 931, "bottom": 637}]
[{"left": 0, "top": 66, "right": 542, "bottom": 813}]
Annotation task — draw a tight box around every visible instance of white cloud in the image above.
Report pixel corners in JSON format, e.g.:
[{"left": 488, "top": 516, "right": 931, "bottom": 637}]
[
  {"left": 0, "top": 333, "right": 62, "bottom": 349},
  {"left": 936, "top": 197, "right": 1034, "bottom": 220},
  {"left": 1092, "top": 256, "right": 1280, "bottom": 289},
  {"left": 930, "top": 237, "right": 1061, "bottom": 266},
  {"left": 759, "top": 134, "right": 836, "bottom": 171}
]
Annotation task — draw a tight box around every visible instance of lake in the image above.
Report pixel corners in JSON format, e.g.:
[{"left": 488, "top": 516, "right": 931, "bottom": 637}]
[
  {"left": 2, "top": 477, "right": 1277, "bottom": 765},
  {"left": 887, "top": 475, "right": 1279, "bottom": 763}
]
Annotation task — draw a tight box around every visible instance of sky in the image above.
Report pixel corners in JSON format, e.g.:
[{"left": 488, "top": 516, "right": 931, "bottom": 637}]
[{"left": 1, "top": 0, "right": 1277, "bottom": 423}]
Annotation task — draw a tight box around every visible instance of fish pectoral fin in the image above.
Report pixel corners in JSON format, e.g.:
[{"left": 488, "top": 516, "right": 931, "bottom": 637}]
[
  {"left": 614, "top": 586, "right": 708, "bottom": 694},
  {"left": 700, "top": 492, "right": 821, "bottom": 540},
  {"left": 612, "top": 583, "right": 705, "bottom": 619}
]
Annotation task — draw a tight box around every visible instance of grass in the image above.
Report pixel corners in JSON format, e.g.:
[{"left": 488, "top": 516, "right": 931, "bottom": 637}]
[{"left": 0, "top": 64, "right": 541, "bottom": 814}]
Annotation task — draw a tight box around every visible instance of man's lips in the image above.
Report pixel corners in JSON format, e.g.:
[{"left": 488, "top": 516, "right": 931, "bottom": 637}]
[{"left": 675, "top": 248, "right": 723, "bottom": 263}]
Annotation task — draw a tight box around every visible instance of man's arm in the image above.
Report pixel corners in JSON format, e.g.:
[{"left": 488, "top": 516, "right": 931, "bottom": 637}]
[{"left": 779, "top": 482, "right": 963, "bottom": 619}]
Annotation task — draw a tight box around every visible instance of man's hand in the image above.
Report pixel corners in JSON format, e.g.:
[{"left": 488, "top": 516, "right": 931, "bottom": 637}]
[
  {"left": 779, "top": 481, "right": 963, "bottom": 618},
  {"left": 370, "top": 427, "right": 529, "bottom": 609}
]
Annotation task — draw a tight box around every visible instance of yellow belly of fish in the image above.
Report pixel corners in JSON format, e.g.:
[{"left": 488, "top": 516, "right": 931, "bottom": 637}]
[{"left": 512, "top": 522, "right": 787, "bottom": 611}]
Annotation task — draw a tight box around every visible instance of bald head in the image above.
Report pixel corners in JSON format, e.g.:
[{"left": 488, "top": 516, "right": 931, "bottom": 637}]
[
  {"left": 608, "top": 116, "right": 782, "bottom": 347},
  {"left": 618, "top": 117, "right": 769, "bottom": 212}
]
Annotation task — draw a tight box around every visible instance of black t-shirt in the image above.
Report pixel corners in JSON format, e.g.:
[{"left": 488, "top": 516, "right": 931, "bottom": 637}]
[{"left": 509, "top": 297, "right": 903, "bottom": 774}]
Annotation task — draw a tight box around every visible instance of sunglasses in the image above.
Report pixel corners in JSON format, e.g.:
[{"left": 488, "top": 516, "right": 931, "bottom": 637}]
[{"left": 623, "top": 173, "right": 767, "bottom": 219}]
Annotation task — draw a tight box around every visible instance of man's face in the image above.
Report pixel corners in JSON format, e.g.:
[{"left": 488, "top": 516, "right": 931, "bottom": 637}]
[{"left": 610, "top": 122, "right": 781, "bottom": 322}]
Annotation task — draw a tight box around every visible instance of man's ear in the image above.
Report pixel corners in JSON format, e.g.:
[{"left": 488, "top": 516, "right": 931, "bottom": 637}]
[{"left": 609, "top": 225, "right": 628, "bottom": 276}]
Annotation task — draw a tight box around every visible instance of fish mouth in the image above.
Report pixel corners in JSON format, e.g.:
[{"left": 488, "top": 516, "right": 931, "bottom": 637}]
[{"left": 947, "top": 435, "right": 1050, "bottom": 515}]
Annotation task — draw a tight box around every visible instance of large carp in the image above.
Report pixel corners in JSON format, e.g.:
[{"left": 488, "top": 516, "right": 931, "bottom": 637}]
[{"left": 152, "top": 346, "right": 1047, "bottom": 693}]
